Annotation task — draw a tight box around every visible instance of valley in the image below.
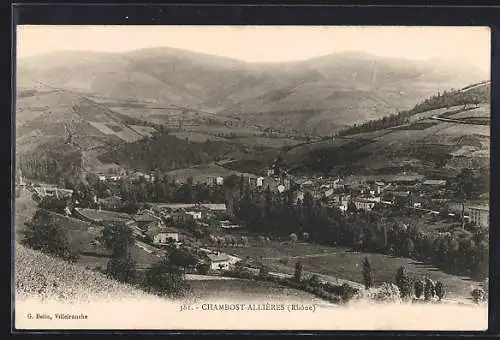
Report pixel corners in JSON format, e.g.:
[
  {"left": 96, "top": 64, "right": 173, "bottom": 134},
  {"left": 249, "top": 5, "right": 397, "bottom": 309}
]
[{"left": 14, "top": 46, "right": 490, "bottom": 311}]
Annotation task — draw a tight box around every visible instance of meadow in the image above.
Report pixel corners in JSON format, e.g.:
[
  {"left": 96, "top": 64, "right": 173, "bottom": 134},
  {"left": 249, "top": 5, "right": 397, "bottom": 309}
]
[{"left": 219, "top": 240, "right": 481, "bottom": 299}]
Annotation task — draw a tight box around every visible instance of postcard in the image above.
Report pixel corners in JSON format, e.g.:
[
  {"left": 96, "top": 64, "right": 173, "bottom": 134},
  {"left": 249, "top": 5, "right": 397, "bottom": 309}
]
[{"left": 14, "top": 25, "right": 490, "bottom": 331}]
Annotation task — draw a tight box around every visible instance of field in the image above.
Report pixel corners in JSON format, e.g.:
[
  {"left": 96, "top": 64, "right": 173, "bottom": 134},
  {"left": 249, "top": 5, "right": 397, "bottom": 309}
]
[
  {"left": 170, "top": 131, "right": 231, "bottom": 143},
  {"left": 188, "top": 279, "right": 325, "bottom": 303},
  {"left": 164, "top": 164, "right": 255, "bottom": 183},
  {"left": 236, "top": 136, "right": 304, "bottom": 149},
  {"left": 219, "top": 241, "right": 481, "bottom": 299}
]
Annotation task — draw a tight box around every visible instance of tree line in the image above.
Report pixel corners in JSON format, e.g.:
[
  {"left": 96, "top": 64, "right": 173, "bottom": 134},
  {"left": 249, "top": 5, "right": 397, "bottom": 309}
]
[
  {"left": 337, "top": 88, "right": 484, "bottom": 137},
  {"left": 231, "top": 183, "right": 489, "bottom": 281}
]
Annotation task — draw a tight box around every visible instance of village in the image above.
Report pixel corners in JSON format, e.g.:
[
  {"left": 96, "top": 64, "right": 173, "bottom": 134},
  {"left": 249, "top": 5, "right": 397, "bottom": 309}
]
[{"left": 15, "top": 158, "right": 489, "bottom": 282}]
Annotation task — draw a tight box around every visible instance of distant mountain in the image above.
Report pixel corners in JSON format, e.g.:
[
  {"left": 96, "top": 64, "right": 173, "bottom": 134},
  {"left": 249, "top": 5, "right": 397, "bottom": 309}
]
[{"left": 17, "top": 48, "right": 488, "bottom": 136}]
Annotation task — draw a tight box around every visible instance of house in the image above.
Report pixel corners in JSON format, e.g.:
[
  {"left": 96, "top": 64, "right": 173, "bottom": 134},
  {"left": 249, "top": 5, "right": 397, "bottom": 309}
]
[
  {"left": 266, "top": 169, "right": 275, "bottom": 177},
  {"left": 256, "top": 177, "right": 265, "bottom": 187},
  {"left": 219, "top": 220, "right": 243, "bottom": 229},
  {"left": 332, "top": 178, "right": 345, "bottom": 190},
  {"left": 354, "top": 197, "right": 380, "bottom": 211},
  {"left": 467, "top": 205, "right": 489, "bottom": 227},
  {"left": 216, "top": 176, "right": 224, "bottom": 185},
  {"left": 147, "top": 226, "right": 181, "bottom": 245},
  {"left": 98, "top": 196, "right": 122, "bottom": 210},
  {"left": 422, "top": 179, "right": 447, "bottom": 187},
  {"left": 324, "top": 188, "right": 334, "bottom": 198},
  {"left": 277, "top": 185, "right": 285, "bottom": 193},
  {"left": 185, "top": 211, "right": 203, "bottom": 220},
  {"left": 98, "top": 175, "right": 107, "bottom": 181},
  {"left": 207, "top": 253, "right": 232, "bottom": 271},
  {"left": 374, "top": 181, "right": 385, "bottom": 195},
  {"left": 301, "top": 180, "right": 313, "bottom": 187}
]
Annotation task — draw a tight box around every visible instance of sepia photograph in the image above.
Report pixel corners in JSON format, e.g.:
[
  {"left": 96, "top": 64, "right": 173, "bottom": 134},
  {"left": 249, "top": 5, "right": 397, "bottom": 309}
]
[{"left": 13, "top": 25, "right": 490, "bottom": 330}]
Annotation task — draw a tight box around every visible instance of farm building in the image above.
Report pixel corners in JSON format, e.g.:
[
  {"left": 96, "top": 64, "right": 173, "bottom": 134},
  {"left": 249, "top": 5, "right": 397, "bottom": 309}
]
[{"left": 207, "top": 253, "right": 232, "bottom": 271}]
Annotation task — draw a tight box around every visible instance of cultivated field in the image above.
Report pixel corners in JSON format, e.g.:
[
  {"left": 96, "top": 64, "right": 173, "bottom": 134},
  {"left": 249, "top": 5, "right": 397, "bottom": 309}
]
[
  {"left": 219, "top": 241, "right": 481, "bottom": 299},
  {"left": 170, "top": 131, "right": 231, "bottom": 143},
  {"left": 237, "top": 136, "right": 304, "bottom": 149}
]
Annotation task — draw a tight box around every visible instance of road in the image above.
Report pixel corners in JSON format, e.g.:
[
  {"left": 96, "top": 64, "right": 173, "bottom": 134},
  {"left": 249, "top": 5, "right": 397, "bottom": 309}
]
[
  {"left": 430, "top": 115, "right": 489, "bottom": 126},
  {"left": 261, "top": 252, "right": 338, "bottom": 261}
]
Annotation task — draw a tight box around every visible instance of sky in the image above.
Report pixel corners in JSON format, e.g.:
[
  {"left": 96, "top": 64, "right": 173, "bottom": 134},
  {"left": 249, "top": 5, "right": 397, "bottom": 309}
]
[{"left": 16, "top": 25, "right": 490, "bottom": 72}]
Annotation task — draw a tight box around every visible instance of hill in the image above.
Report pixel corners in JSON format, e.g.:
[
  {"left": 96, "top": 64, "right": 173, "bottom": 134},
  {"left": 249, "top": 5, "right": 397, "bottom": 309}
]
[
  {"left": 18, "top": 48, "right": 487, "bottom": 136},
  {"left": 283, "top": 83, "right": 490, "bottom": 176},
  {"left": 97, "top": 132, "right": 246, "bottom": 173},
  {"left": 15, "top": 243, "right": 153, "bottom": 302}
]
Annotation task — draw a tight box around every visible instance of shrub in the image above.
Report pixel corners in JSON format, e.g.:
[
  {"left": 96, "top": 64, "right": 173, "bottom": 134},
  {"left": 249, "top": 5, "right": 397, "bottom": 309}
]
[
  {"left": 435, "top": 281, "right": 445, "bottom": 301},
  {"left": 414, "top": 279, "right": 424, "bottom": 299},
  {"left": 395, "top": 266, "right": 413, "bottom": 299},
  {"left": 471, "top": 288, "right": 486, "bottom": 304},
  {"left": 372, "top": 283, "right": 401, "bottom": 303}
]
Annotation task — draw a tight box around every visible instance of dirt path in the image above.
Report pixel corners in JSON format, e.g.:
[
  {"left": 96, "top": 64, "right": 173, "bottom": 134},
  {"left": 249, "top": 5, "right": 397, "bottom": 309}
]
[{"left": 261, "top": 252, "right": 338, "bottom": 261}]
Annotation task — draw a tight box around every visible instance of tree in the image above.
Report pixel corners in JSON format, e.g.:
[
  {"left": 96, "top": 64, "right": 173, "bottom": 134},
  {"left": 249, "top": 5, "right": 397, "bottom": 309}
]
[
  {"left": 402, "top": 238, "right": 415, "bottom": 258},
  {"left": 259, "top": 264, "right": 269, "bottom": 278},
  {"left": 395, "top": 266, "right": 413, "bottom": 299},
  {"left": 362, "top": 256, "right": 374, "bottom": 290},
  {"left": 21, "top": 209, "right": 79, "bottom": 262},
  {"left": 424, "top": 277, "right": 436, "bottom": 301},
  {"left": 99, "top": 223, "right": 135, "bottom": 257},
  {"left": 302, "top": 232, "right": 310, "bottom": 241},
  {"left": 435, "top": 281, "right": 445, "bottom": 301},
  {"left": 106, "top": 253, "right": 136, "bottom": 283},
  {"left": 168, "top": 247, "right": 198, "bottom": 272},
  {"left": 145, "top": 255, "right": 189, "bottom": 297},
  {"left": 414, "top": 279, "right": 424, "bottom": 299},
  {"left": 294, "top": 261, "right": 303, "bottom": 282},
  {"left": 38, "top": 196, "right": 70, "bottom": 214}
]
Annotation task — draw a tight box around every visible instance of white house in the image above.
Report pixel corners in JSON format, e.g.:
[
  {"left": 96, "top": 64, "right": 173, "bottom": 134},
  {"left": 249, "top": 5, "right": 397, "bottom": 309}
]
[
  {"left": 207, "top": 253, "right": 232, "bottom": 271},
  {"left": 147, "top": 226, "right": 180, "bottom": 245},
  {"left": 256, "top": 177, "right": 264, "bottom": 187},
  {"left": 216, "top": 176, "right": 224, "bottom": 185},
  {"left": 324, "top": 188, "right": 334, "bottom": 198},
  {"left": 277, "top": 185, "right": 285, "bottom": 193},
  {"left": 98, "top": 175, "right": 107, "bottom": 181},
  {"left": 354, "top": 197, "right": 380, "bottom": 211},
  {"left": 186, "top": 211, "right": 203, "bottom": 220}
]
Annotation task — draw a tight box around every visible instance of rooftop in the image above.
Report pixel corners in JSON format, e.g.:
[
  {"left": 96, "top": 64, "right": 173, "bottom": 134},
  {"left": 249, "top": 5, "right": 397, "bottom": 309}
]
[
  {"left": 75, "top": 208, "right": 132, "bottom": 222},
  {"left": 207, "top": 253, "right": 231, "bottom": 262}
]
